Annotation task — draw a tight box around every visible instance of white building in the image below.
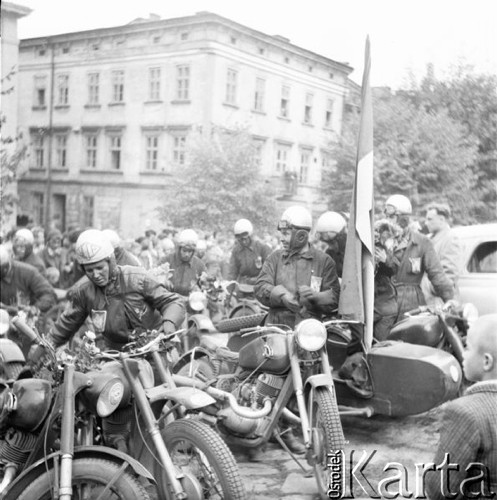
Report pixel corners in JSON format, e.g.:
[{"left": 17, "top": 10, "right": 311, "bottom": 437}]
[{"left": 17, "top": 11, "right": 353, "bottom": 236}]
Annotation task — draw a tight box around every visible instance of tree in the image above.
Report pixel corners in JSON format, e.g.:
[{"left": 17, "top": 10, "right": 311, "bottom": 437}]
[
  {"left": 323, "top": 86, "right": 480, "bottom": 224},
  {"left": 1, "top": 67, "right": 28, "bottom": 236},
  {"left": 157, "top": 126, "right": 277, "bottom": 233}
]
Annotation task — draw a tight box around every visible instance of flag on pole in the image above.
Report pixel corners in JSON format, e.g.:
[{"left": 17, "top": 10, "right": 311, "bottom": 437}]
[{"left": 338, "top": 36, "right": 375, "bottom": 351}]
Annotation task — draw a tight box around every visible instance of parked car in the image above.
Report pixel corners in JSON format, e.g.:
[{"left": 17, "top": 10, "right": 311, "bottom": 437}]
[{"left": 452, "top": 223, "right": 497, "bottom": 315}]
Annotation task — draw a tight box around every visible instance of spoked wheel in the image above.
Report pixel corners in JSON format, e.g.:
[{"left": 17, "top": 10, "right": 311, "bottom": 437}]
[
  {"left": 309, "top": 387, "right": 346, "bottom": 500},
  {"left": 160, "top": 419, "right": 246, "bottom": 499},
  {"left": 17, "top": 457, "right": 150, "bottom": 500}
]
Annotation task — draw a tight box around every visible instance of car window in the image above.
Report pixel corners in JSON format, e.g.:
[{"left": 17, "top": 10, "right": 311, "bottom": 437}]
[{"left": 468, "top": 241, "right": 497, "bottom": 273}]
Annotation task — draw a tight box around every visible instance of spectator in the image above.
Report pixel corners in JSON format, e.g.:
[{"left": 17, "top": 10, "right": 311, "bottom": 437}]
[
  {"left": 421, "top": 202, "right": 462, "bottom": 306},
  {"left": 40, "top": 229, "right": 65, "bottom": 286},
  {"left": 426, "top": 314, "right": 497, "bottom": 499},
  {"left": 31, "top": 226, "right": 45, "bottom": 255},
  {"left": 12, "top": 228, "right": 46, "bottom": 275}
]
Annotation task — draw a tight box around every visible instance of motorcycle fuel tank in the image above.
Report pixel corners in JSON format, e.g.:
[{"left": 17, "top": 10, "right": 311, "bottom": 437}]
[
  {"left": 238, "top": 333, "right": 290, "bottom": 375},
  {"left": 9, "top": 379, "right": 53, "bottom": 431},
  {"left": 388, "top": 314, "right": 443, "bottom": 347}
]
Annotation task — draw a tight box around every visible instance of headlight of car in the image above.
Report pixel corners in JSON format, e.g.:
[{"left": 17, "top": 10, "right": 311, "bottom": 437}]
[
  {"left": 295, "top": 318, "right": 327, "bottom": 351},
  {"left": 189, "top": 291, "right": 207, "bottom": 312},
  {"left": 462, "top": 303, "right": 479, "bottom": 328}
]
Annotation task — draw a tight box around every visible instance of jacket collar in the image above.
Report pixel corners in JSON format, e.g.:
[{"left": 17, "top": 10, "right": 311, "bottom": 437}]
[
  {"left": 282, "top": 245, "right": 314, "bottom": 262},
  {"left": 465, "top": 380, "right": 497, "bottom": 396}
]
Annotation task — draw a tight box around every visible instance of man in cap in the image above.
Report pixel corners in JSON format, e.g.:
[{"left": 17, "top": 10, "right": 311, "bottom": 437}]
[
  {"left": 227, "top": 218, "right": 271, "bottom": 285},
  {"left": 314, "top": 211, "right": 348, "bottom": 278}
]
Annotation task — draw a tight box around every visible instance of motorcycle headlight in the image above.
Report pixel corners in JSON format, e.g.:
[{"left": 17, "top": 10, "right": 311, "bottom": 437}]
[
  {"left": 462, "top": 303, "right": 479, "bottom": 328},
  {"left": 295, "top": 319, "right": 327, "bottom": 351},
  {"left": 189, "top": 291, "right": 207, "bottom": 312},
  {"left": 84, "top": 368, "right": 128, "bottom": 418}
]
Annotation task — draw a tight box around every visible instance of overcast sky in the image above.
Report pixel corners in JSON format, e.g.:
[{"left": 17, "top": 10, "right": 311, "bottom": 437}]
[{"left": 14, "top": 0, "right": 497, "bottom": 88}]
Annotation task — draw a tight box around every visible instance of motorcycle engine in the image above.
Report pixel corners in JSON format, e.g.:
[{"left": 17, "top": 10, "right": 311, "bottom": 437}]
[
  {"left": 0, "top": 428, "right": 37, "bottom": 469},
  {"left": 218, "top": 373, "right": 285, "bottom": 436}
]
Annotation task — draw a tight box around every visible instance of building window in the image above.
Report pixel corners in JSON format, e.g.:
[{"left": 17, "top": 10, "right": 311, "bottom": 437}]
[
  {"left": 258, "top": 47, "right": 265, "bottom": 55},
  {"left": 32, "top": 134, "right": 46, "bottom": 168},
  {"left": 252, "top": 139, "right": 264, "bottom": 167},
  {"left": 145, "top": 135, "right": 159, "bottom": 170},
  {"left": 304, "top": 93, "right": 313, "bottom": 125},
  {"left": 254, "top": 78, "right": 265, "bottom": 112},
  {"left": 280, "top": 85, "right": 290, "bottom": 118},
  {"left": 56, "top": 74, "right": 69, "bottom": 105},
  {"left": 109, "top": 135, "right": 122, "bottom": 170},
  {"left": 172, "top": 135, "right": 186, "bottom": 165},
  {"left": 275, "top": 144, "right": 290, "bottom": 173},
  {"left": 176, "top": 65, "right": 190, "bottom": 100},
  {"left": 180, "top": 32, "right": 189, "bottom": 40},
  {"left": 32, "top": 192, "right": 45, "bottom": 225},
  {"left": 85, "top": 134, "right": 98, "bottom": 168},
  {"left": 148, "top": 67, "right": 161, "bottom": 100},
  {"left": 87, "top": 72, "right": 99, "bottom": 104},
  {"left": 111, "top": 70, "right": 124, "bottom": 102},
  {"left": 82, "top": 195, "right": 94, "bottom": 227},
  {"left": 299, "top": 149, "right": 312, "bottom": 183},
  {"left": 152, "top": 35, "right": 161, "bottom": 44},
  {"left": 33, "top": 76, "right": 47, "bottom": 107},
  {"left": 225, "top": 68, "right": 238, "bottom": 105},
  {"left": 55, "top": 135, "right": 68, "bottom": 168},
  {"left": 325, "top": 99, "right": 334, "bottom": 128},
  {"left": 230, "top": 36, "right": 237, "bottom": 44}
]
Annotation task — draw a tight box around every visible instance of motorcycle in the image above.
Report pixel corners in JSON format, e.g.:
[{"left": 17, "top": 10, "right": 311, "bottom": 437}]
[
  {"left": 0, "top": 318, "right": 153, "bottom": 500},
  {"left": 324, "top": 302, "right": 477, "bottom": 418},
  {"left": 173, "top": 318, "right": 345, "bottom": 500},
  {"left": 76, "top": 328, "right": 247, "bottom": 500},
  {"left": 0, "top": 310, "right": 26, "bottom": 381}
]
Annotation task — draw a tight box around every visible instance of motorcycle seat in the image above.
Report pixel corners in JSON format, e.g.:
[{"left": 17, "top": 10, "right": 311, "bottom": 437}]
[
  {"left": 238, "top": 284, "right": 255, "bottom": 295},
  {"left": 388, "top": 315, "right": 443, "bottom": 347}
]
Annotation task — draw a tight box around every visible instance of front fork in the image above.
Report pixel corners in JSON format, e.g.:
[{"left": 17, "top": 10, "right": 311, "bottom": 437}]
[
  {"left": 287, "top": 336, "right": 333, "bottom": 448},
  {"left": 121, "top": 357, "right": 187, "bottom": 499}
]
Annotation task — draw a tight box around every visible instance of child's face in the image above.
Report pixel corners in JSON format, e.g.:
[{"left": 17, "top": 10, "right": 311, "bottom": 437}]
[{"left": 462, "top": 329, "right": 484, "bottom": 382}]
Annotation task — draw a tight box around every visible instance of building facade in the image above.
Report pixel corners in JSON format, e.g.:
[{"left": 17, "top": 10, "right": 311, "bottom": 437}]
[
  {"left": 17, "top": 11, "right": 353, "bottom": 237},
  {"left": 1, "top": 1, "right": 31, "bottom": 236}
]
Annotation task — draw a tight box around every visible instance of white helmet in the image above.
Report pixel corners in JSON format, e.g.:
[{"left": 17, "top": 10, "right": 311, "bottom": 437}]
[
  {"left": 75, "top": 229, "right": 114, "bottom": 265},
  {"left": 196, "top": 239, "right": 207, "bottom": 251},
  {"left": 315, "top": 211, "right": 346, "bottom": 234},
  {"left": 385, "top": 194, "right": 412, "bottom": 215},
  {"left": 234, "top": 219, "right": 253, "bottom": 236},
  {"left": 101, "top": 229, "right": 121, "bottom": 249},
  {"left": 14, "top": 228, "right": 35, "bottom": 244},
  {"left": 278, "top": 206, "right": 312, "bottom": 231},
  {"left": 178, "top": 229, "right": 198, "bottom": 249}
]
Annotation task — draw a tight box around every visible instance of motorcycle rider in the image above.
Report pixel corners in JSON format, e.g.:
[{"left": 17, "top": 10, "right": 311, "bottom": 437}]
[
  {"left": 256, "top": 206, "right": 340, "bottom": 327},
  {"left": 227, "top": 219, "right": 271, "bottom": 285},
  {"left": 254, "top": 206, "right": 340, "bottom": 458},
  {"left": 102, "top": 228, "right": 142, "bottom": 267},
  {"left": 314, "top": 211, "right": 347, "bottom": 278},
  {"left": 383, "top": 194, "right": 455, "bottom": 323},
  {"left": 12, "top": 228, "right": 46, "bottom": 275},
  {"left": 166, "top": 229, "right": 207, "bottom": 296},
  {"left": 31, "top": 229, "right": 185, "bottom": 452}
]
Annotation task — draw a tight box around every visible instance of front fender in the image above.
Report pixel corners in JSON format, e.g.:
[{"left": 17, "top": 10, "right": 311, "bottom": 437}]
[
  {"left": 305, "top": 373, "right": 334, "bottom": 391},
  {"left": 3, "top": 446, "right": 155, "bottom": 500},
  {"left": 0, "top": 338, "right": 26, "bottom": 364},
  {"left": 188, "top": 314, "right": 216, "bottom": 333}
]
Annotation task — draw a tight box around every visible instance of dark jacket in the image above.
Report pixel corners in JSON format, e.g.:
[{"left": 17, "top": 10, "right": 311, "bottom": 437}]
[
  {"left": 324, "top": 232, "right": 347, "bottom": 278},
  {"left": 19, "top": 250, "right": 46, "bottom": 275},
  {"left": 115, "top": 247, "right": 141, "bottom": 267},
  {"left": 227, "top": 238, "right": 272, "bottom": 285},
  {"left": 50, "top": 265, "right": 184, "bottom": 349},
  {"left": 425, "top": 381, "right": 497, "bottom": 500},
  {"left": 255, "top": 246, "right": 340, "bottom": 328},
  {"left": 1, "top": 260, "right": 56, "bottom": 313},
  {"left": 392, "top": 230, "right": 454, "bottom": 320},
  {"left": 165, "top": 251, "right": 206, "bottom": 297}
]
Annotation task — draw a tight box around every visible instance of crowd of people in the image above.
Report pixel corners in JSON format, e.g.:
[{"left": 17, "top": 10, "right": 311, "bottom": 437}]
[{"left": 1, "top": 195, "right": 495, "bottom": 490}]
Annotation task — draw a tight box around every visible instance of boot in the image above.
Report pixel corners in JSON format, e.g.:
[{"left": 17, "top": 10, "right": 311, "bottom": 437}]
[
  {"left": 280, "top": 429, "right": 306, "bottom": 454},
  {"left": 247, "top": 446, "right": 265, "bottom": 462}
]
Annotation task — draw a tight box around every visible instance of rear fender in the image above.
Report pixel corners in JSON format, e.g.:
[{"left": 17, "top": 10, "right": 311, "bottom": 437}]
[
  {"left": 188, "top": 314, "right": 216, "bottom": 333},
  {"left": 173, "top": 347, "right": 211, "bottom": 374},
  {"left": 0, "top": 338, "right": 26, "bottom": 364},
  {"left": 3, "top": 445, "right": 155, "bottom": 500}
]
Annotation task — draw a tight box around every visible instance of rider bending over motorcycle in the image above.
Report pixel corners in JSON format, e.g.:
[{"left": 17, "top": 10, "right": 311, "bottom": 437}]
[
  {"left": 31, "top": 229, "right": 185, "bottom": 452},
  {"left": 254, "top": 206, "right": 340, "bottom": 458}
]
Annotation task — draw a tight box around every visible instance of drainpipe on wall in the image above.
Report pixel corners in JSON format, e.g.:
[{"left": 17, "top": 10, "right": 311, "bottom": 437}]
[{"left": 44, "top": 39, "right": 54, "bottom": 234}]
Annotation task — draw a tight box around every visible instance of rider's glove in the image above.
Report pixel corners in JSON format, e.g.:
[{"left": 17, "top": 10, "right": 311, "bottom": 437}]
[
  {"left": 161, "top": 319, "right": 177, "bottom": 335},
  {"left": 442, "top": 299, "right": 459, "bottom": 312},
  {"left": 298, "top": 285, "right": 317, "bottom": 307}
]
